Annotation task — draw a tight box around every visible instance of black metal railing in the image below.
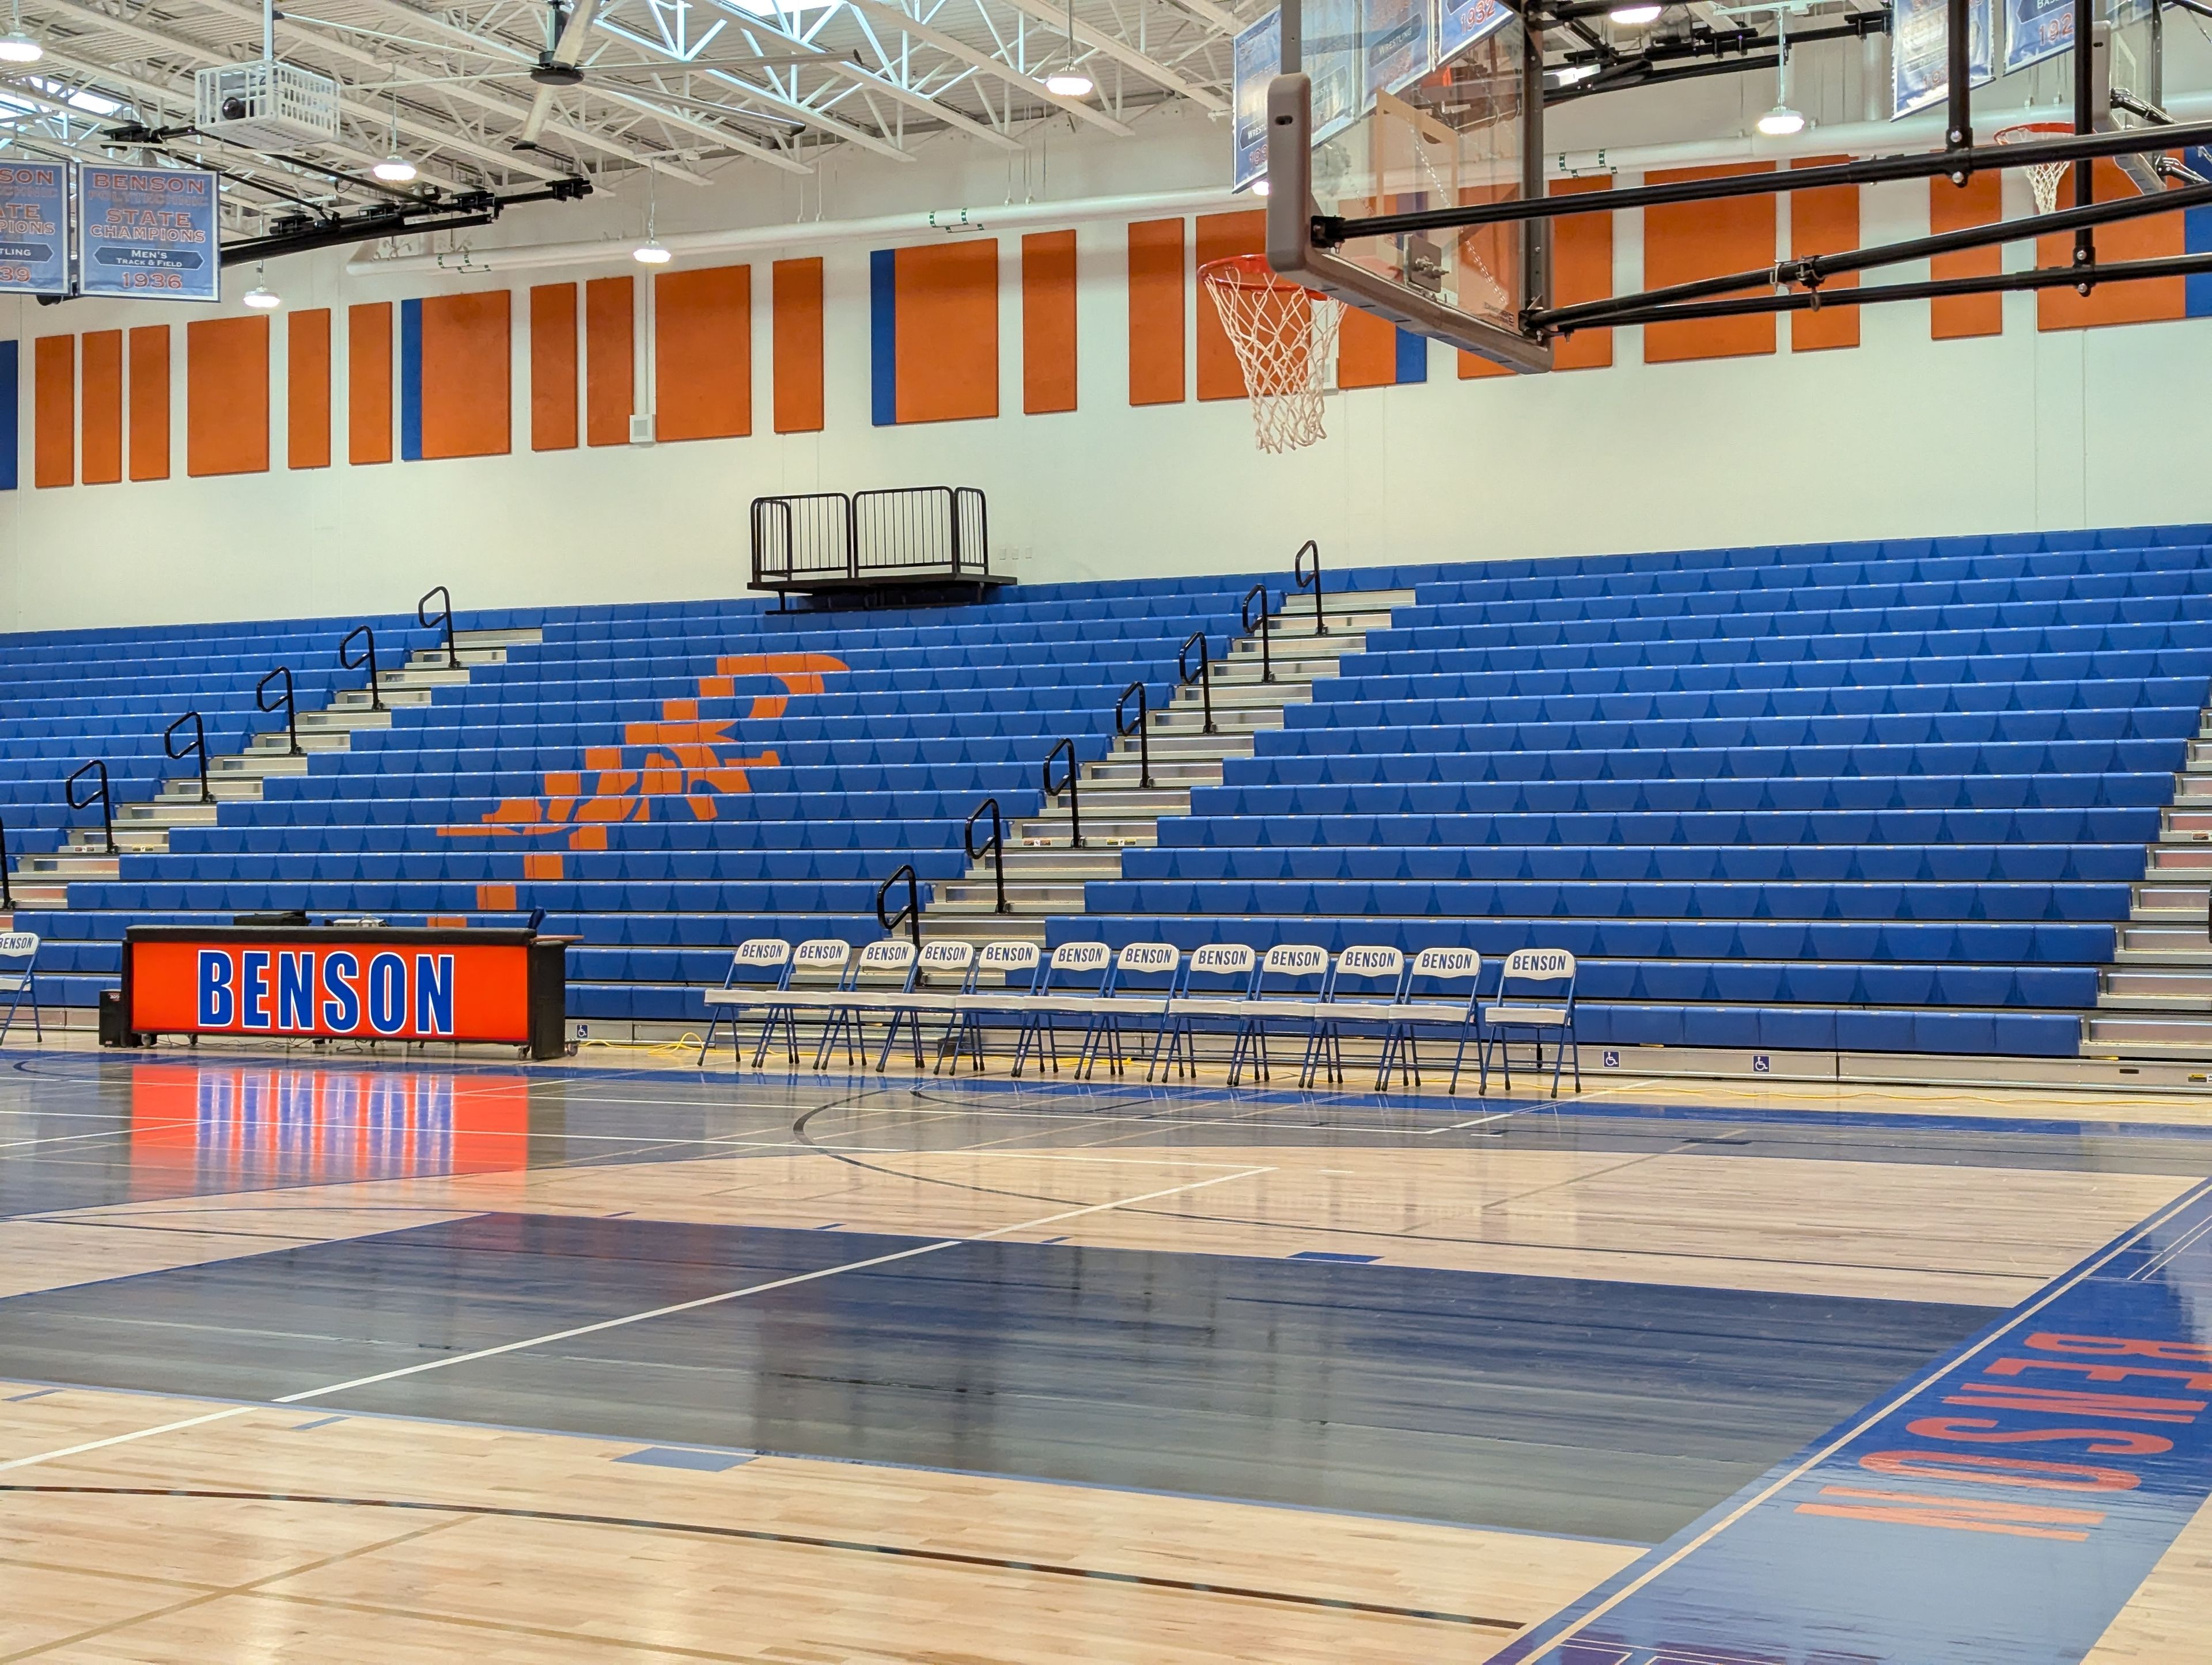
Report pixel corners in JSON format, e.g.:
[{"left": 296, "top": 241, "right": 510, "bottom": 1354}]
[
  {"left": 1043, "top": 738, "right": 1083, "bottom": 849},
  {"left": 66, "top": 760, "right": 113, "bottom": 855},
  {"left": 1241, "top": 583, "right": 1275, "bottom": 685},
  {"left": 1293, "top": 539, "right": 1328, "bottom": 637},
  {"left": 0, "top": 816, "right": 13, "bottom": 910},
  {"left": 419, "top": 585, "right": 456, "bottom": 669},
  {"left": 257, "top": 666, "right": 302, "bottom": 755},
  {"left": 751, "top": 487, "right": 990, "bottom": 590},
  {"left": 1177, "top": 630, "right": 1215, "bottom": 736},
  {"left": 1115, "top": 681, "right": 1153, "bottom": 790},
  {"left": 163, "top": 711, "right": 213, "bottom": 806},
  {"left": 877, "top": 863, "right": 922, "bottom": 949},
  {"left": 965, "top": 796, "right": 1009, "bottom": 915},
  {"left": 340, "top": 625, "right": 382, "bottom": 711}
]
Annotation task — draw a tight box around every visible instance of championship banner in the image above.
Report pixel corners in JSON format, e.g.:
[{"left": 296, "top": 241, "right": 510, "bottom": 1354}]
[
  {"left": 78, "top": 165, "right": 219, "bottom": 302},
  {"left": 1232, "top": 12, "right": 1278, "bottom": 192},
  {"left": 1895, "top": 0, "right": 1994, "bottom": 117},
  {"left": 1437, "top": 0, "right": 1510, "bottom": 66},
  {"left": 2004, "top": 0, "right": 2074, "bottom": 72},
  {"left": 0, "top": 164, "right": 68, "bottom": 297}
]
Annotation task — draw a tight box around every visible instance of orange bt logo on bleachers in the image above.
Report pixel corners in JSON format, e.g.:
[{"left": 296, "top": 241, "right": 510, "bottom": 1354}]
[{"left": 442, "top": 651, "right": 850, "bottom": 849}]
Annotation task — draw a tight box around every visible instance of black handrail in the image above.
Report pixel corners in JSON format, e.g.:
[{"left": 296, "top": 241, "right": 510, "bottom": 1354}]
[
  {"left": 1115, "top": 680, "right": 1153, "bottom": 790},
  {"left": 66, "top": 760, "right": 113, "bottom": 856},
  {"left": 1293, "top": 539, "right": 1328, "bottom": 637},
  {"left": 256, "top": 666, "right": 302, "bottom": 756},
  {"left": 965, "top": 796, "right": 1009, "bottom": 915},
  {"left": 163, "top": 711, "right": 213, "bottom": 806},
  {"left": 339, "top": 625, "right": 383, "bottom": 712},
  {"left": 0, "top": 816, "right": 13, "bottom": 911},
  {"left": 418, "top": 585, "right": 456, "bottom": 669},
  {"left": 1241, "top": 583, "right": 1275, "bottom": 685},
  {"left": 1043, "top": 738, "right": 1083, "bottom": 850},
  {"left": 877, "top": 863, "right": 922, "bottom": 949},
  {"left": 1177, "top": 630, "right": 1215, "bottom": 736}
]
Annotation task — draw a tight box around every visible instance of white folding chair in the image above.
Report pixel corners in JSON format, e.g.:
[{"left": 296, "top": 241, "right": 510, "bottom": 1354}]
[
  {"left": 878, "top": 939, "right": 973, "bottom": 1072},
  {"left": 1480, "top": 948, "right": 1581, "bottom": 1098},
  {"left": 1075, "top": 943, "right": 1179, "bottom": 1080},
  {"left": 698, "top": 937, "right": 792, "bottom": 1067},
  {"left": 939, "top": 941, "right": 1040, "bottom": 1075},
  {"left": 1300, "top": 945, "right": 1405, "bottom": 1089},
  {"left": 1379, "top": 947, "right": 1487, "bottom": 1094},
  {"left": 755, "top": 938, "right": 851, "bottom": 1069},
  {"left": 818, "top": 938, "right": 918, "bottom": 1070},
  {"left": 0, "top": 933, "right": 42, "bottom": 1045},
  {"left": 1148, "top": 943, "right": 1257, "bottom": 1081},
  {"left": 1229, "top": 944, "right": 1330, "bottom": 1086},
  {"left": 1010, "top": 942, "right": 1109, "bottom": 1078}
]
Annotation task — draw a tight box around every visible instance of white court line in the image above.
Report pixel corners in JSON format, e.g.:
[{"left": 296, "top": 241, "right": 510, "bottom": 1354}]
[
  {"left": 1514, "top": 1175, "right": 2212, "bottom": 1663},
  {"left": 0, "top": 1165, "right": 1275, "bottom": 1475}
]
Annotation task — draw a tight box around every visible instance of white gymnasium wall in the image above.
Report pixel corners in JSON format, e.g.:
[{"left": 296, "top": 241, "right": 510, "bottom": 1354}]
[{"left": 2, "top": 47, "right": 2209, "bottom": 633}]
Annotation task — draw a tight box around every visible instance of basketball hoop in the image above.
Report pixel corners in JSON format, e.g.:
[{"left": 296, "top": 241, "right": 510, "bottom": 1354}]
[
  {"left": 1199, "top": 254, "right": 1343, "bottom": 455},
  {"left": 1995, "top": 121, "right": 2078, "bottom": 216}
]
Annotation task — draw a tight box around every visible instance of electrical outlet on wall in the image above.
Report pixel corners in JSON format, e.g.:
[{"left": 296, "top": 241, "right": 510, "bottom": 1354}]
[
  {"left": 998, "top": 543, "right": 1031, "bottom": 572},
  {"left": 630, "top": 415, "right": 656, "bottom": 446}
]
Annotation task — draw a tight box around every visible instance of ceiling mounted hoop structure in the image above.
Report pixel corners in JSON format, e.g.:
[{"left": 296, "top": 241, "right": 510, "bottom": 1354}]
[
  {"left": 1994, "top": 120, "right": 2081, "bottom": 215},
  {"left": 1199, "top": 253, "right": 1343, "bottom": 455}
]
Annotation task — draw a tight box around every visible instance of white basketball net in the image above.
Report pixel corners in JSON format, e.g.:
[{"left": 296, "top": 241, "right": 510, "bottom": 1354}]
[
  {"left": 1202, "top": 257, "right": 1343, "bottom": 454},
  {"left": 1996, "top": 122, "right": 2077, "bottom": 216}
]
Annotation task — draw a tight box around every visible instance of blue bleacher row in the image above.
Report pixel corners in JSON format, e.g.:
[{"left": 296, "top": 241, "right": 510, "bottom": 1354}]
[
  {"left": 1362, "top": 622, "right": 2212, "bottom": 668},
  {"left": 247, "top": 763, "right": 1044, "bottom": 803},
  {"left": 1044, "top": 919, "right": 2085, "bottom": 1057},
  {"left": 120, "top": 848, "right": 956, "bottom": 883},
  {"left": 1224, "top": 742, "right": 2187, "bottom": 787},
  {"left": 1304, "top": 676, "right": 2209, "bottom": 720},
  {"left": 1258, "top": 711, "right": 2196, "bottom": 755},
  {"left": 168, "top": 811, "right": 988, "bottom": 855},
  {"left": 349, "top": 710, "right": 1124, "bottom": 750},
  {"left": 1411, "top": 567, "right": 2212, "bottom": 616},
  {"left": 1160, "top": 808, "right": 2161, "bottom": 848},
  {"left": 1329, "top": 651, "right": 2212, "bottom": 697},
  {"left": 67, "top": 881, "right": 916, "bottom": 915},
  {"left": 1126, "top": 843, "right": 2145, "bottom": 885},
  {"left": 310, "top": 736, "right": 1113, "bottom": 775},
  {"left": 190, "top": 790, "right": 1048, "bottom": 834},
  {"left": 1086, "top": 879, "right": 2127, "bottom": 924},
  {"left": 1199, "top": 774, "right": 2172, "bottom": 816}
]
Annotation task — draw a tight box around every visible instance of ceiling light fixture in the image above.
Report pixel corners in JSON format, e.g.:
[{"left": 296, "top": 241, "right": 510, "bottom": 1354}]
[
  {"left": 372, "top": 82, "right": 415, "bottom": 182},
  {"left": 0, "top": 0, "right": 38, "bottom": 62},
  {"left": 1042, "top": 0, "right": 1092, "bottom": 98},
  {"left": 633, "top": 165, "right": 671, "bottom": 264},
  {"left": 632, "top": 239, "right": 672, "bottom": 264},
  {"left": 1608, "top": 3, "right": 1661, "bottom": 23},
  {"left": 1252, "top": 177, "right": 1271, "bottom": 197},
  {"left": 1757, "top": 7, "right": 1805, "bottom": 136},
  {"left": 243, "top": 261, "right": 282, "bottom": 309},
  {"left": 1551, "top": 63, "right": 1597, "bottom": 85}
]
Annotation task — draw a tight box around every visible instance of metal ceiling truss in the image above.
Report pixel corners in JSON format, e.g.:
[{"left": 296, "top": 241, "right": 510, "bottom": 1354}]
[{"left": 0, "top": 0, "right": 1248, "bottom": 252}]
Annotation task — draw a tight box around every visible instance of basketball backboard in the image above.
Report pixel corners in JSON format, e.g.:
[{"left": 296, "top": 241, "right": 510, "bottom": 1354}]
[{"left": 1246, "top": 0, "right": 1551, "bottom": 374}]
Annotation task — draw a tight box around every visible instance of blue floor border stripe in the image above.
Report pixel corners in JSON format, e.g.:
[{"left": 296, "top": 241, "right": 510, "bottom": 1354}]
[{"left": 1493, "top": 1175, "right": 2212, "bottom": 1665}]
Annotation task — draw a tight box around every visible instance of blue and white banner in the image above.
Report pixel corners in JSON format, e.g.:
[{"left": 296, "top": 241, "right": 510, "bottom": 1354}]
[
  {"left": 2005, "top": 0, "right": 2074, "bottom": 73},
  {"left": 78, "top": 165, "right": 218, "bottom": 302},
  {"left": 1437, "top": 0, "right": 1510, "bottom": 65},
  {"left": 1895, "top": 0, "right": 1994, "bottom": 117},
  {"left": 1232, "top": 12, "right": 1278, "bottom": 192},
  {"left": 0, "top": 163, "right": 67, "bottom": 297},
  {"left": 1363, "top": 0, "right": 1433, "bottom": 103}
]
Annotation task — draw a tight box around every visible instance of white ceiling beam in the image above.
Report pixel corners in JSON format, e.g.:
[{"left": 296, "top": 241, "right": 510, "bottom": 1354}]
[
  {"left": 704, "top": 9, "right": 1022, "bottom": 149},
  {"left": 988, "top": 0, "right": 1226, "bottom": 109},
  {"left": 30, "top": 0, "right": 573, "bottom": 181},
  {"left": 838, "top": 0, "right": 1136, "bottom": 134},
  {"left": 336, "top": 0, "right": 812, "bottom": 172}
]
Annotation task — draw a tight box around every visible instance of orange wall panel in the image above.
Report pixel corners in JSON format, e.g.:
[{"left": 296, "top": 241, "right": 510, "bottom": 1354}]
[
  {"left": 128, "top": 325, "right": 169, "bottom": 482},
  {"left": 772, "top": 257, "right": 824, "bottom": 434},
  {"left": 79, "top": 329, "right": 121, "bottom": 486},
  {"left": 1127, "top": 218, "right": 1186, "bottom": 405},
  {"left": 1022, "top": 230, "right": 1077, "bottom": 414},
  {"left": 1790, "top": 159, "right": 1859, "bottom": 352},
  {"left": 1930, "top": 174, "right": 2003, "bottom": 340},
  {"left": 1461, "top": 179, "right": 1615, "bottom": 379},
  {"left": 1643, "top": 165, "right": 1778, "bottom": 363},
  {"left": 33, "top": 335, "right": 70, "bottom": 488},
  {"left": 1339, "top": 306, "right": 1399, "bottom": 390},
  {"left": 287, "top": 309, "right": 329, "bottom": 471},
  {"left": 529, "top": 282, "right": 578, "bottom": 452},
  {"left": 894, "top": 241, "right": 998, "bottom": 424},
  {"left": 186, "top": 315, "right": 270, "bottom": 478},
  {"left": 1195, "top": 210, "right": 1265, "bottom": 400},
  {"left": 349, "top": 302, "right": 392, "bottom": 465},
  {"left": 421, "top": 290, "right": 511, "bottom": 460},
  {"left": 585, "top": 275, "right": 634, "bottom": 447},
  {"left": 2038, "top": 159, "right": 2187, "bottom": 331},
  {"left": 654, "top": 264, "right": 751, "bottom": 442}
]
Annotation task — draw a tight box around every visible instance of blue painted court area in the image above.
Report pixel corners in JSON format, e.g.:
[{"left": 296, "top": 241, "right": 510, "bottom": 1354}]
[{"left": 1499, "top": 1178, "right": 2212, "bottom": 1665}]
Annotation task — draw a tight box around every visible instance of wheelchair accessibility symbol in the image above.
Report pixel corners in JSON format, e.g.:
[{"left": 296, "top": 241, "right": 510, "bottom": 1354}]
[
  {"left": 1753, "top": 1054, "right": 1771, "bottom": 1072},
  {"left": 1602, "top": 1050, "right": 1620, "bottom": 1068}
]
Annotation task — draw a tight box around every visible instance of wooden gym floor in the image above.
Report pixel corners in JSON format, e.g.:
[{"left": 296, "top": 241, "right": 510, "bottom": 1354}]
[{"left": 0, "top": 1048, "right": 2204, "bottom": 1661}]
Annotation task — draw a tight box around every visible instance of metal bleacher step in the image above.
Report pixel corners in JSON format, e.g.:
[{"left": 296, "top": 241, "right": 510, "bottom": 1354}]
[
  {"left": 21, "top": 852, "right": 118, "bottom": 879},
  {"left": 2082, "top": 1012, "right": 2212, "bottom": 1053}
]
